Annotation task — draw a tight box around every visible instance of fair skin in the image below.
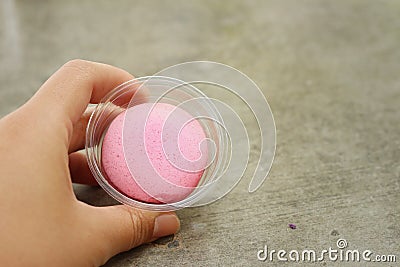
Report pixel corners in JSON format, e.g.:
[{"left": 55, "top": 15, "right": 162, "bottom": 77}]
[{"left": 0, "top": 60, "right": 180, "bottom": 267}]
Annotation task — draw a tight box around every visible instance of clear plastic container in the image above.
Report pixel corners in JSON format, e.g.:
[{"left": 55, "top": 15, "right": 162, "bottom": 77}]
[{"left": 86, "top": 62, "right": 276, "bottom": 211}]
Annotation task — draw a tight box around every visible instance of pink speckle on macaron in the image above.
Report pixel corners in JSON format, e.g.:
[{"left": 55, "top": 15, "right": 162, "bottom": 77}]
[{"left": 101, "top": 103, "right": 207, "bottom": 204}]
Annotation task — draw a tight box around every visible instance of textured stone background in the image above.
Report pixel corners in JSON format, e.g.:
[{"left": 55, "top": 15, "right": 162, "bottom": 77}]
[{"left": 1, "top": 0, "right": 399, "bottom": 266}]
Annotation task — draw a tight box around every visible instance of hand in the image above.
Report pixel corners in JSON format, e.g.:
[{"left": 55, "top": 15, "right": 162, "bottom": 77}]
[{"left": 0, "top": 60, "right": 180, "bottom": 267}]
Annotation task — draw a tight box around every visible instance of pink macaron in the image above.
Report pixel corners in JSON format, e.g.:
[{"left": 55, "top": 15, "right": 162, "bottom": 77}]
[{"left": 101, "top": 103, "right": 208, "bottom": 204}]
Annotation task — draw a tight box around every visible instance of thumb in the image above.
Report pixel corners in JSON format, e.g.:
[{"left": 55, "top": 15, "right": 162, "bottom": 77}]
[{"left": 85, "top": 205, "right": 180, "bottom": 264}]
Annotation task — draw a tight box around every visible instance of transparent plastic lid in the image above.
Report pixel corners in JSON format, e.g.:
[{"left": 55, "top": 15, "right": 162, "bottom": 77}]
[{"left": 86, "top": 61, "right": 276, "bottom": 211}]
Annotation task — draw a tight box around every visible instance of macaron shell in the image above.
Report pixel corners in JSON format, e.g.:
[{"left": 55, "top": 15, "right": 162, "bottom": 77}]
[{"left": 101, "top": 103, "right": 207, "bottom": 204}]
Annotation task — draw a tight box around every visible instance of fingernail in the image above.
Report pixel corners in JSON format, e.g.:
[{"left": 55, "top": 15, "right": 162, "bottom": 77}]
[{"left": 153, "top": 213, "right": 180, "bottom": 238}]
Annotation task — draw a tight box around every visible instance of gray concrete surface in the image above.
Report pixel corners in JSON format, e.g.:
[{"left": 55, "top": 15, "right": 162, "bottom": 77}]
[{"left": 1, "top": 0, "right": 399, "bottom": 266}]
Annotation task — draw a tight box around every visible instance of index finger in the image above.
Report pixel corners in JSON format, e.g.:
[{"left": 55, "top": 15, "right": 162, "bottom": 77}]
[{"left": 30, "top": 59, "right": 134, "bottom": 125}]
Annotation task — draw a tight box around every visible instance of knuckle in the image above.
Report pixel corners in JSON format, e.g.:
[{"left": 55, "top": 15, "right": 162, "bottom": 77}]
[
  {"left": 122, "top": 206, "right": 152, "bottom": 247},
  {"left": 63, "top": 59, "right": 87, "bottom": 69},
  {"left": 62, "top": 59, "right": 94, "bottom": 76}
]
